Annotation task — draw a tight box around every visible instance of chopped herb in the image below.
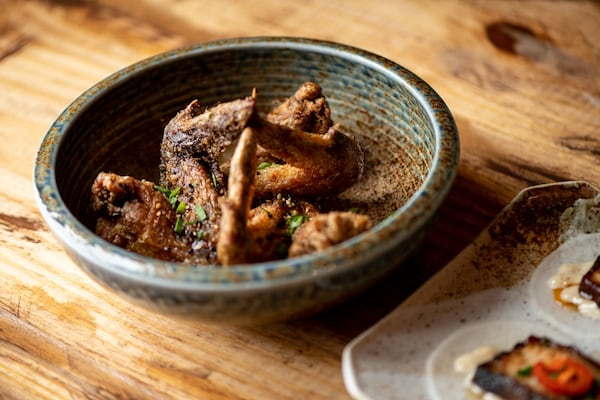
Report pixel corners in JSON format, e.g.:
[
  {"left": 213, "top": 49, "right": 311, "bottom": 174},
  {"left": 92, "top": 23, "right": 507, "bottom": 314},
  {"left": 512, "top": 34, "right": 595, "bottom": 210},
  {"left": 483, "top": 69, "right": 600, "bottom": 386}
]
[
  {"left": 174, "top": 216, "right": 184, "bottom": 233},
  {"left": 349, "top": 207, "right": 360, "bottom": 213},
  {"left": 257, "top": 161, "right": 273, "bottom": 170},
  {"left": 168, "top": 186, "right": 181, "bottom": 199},
  {"left": 175, "top": 201, "right": 187, "bottom": 214},
  {"left": 154, "top": 184, "right": 171, "bottom": 195},
  {"left": 288, "top": 214, "right": 309, "bottom": 235},
  {"left": 197, "top": 230, "right": 204, "bottom": 240},
  {"left": 154, "top": 185, "right": 184, "bottom": 210},
  {"left": 195, "top": 204, "right": 208, "bottom": 222},
  {"left": 211, "top": 171, "right": 219, "bottom": 189},
  {"left": 161, "top": 186, "right": 181, "bottom": 207},
  {"left": 517, "top": 365, "right": 533, "bottom": 377}
]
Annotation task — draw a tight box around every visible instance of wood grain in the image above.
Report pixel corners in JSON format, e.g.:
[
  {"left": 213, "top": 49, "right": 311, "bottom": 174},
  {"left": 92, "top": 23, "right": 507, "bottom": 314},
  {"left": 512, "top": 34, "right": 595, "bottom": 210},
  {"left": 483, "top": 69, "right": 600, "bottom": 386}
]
[{"left": 1, "top": 0, "right": 599, "bottom": 398}]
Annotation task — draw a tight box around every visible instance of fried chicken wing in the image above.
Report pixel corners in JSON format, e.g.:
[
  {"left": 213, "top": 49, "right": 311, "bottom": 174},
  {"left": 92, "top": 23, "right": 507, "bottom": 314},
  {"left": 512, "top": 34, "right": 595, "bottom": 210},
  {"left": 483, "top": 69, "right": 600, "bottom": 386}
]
[
  {"left": 252, "top": 120, "right": 364, "bottom": 198},
  {"left": 162, "top": 157, "right": 221, "bottom": 263},
  {"left": 158, "top": 95, "right": 257, "bottom": 262},
  {"left": 91, "top": 172, "right": 205, "bottom": 263},
  {"left": 266, "top": 81, "right": 332, "bottom": 134},
  {"left": 252, "top": 81, "right": 363, "bottom": 198},
  {"left": 160, "top": 95, "right": 256, "bottom": 190},
  {"left": 288, "top": 211, "right": 373, "bottom": 257}
]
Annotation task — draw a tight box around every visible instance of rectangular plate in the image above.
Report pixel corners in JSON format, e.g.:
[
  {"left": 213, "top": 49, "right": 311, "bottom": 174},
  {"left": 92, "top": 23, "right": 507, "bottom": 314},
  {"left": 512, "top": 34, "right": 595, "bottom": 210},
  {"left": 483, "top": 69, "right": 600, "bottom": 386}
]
[{"left": 342, "top": 181, "right": 600, "bottom": 400}]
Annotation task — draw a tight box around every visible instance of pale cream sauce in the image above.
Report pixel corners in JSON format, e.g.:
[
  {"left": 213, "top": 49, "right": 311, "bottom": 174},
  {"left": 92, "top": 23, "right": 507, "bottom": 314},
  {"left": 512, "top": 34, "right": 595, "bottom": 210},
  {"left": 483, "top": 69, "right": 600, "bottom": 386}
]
[
  {"left": 453, "top": 346, "right": 503, "bottom": 400},
  {"left": 547, "top": 261, "right": 600, "bottom": 319}
]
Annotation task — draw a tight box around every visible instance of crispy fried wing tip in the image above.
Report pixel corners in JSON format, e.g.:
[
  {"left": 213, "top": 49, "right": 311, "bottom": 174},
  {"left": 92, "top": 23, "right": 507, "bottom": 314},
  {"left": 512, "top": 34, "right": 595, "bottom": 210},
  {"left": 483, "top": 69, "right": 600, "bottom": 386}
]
[
  {"left": 217, "top": 126, "right": 258, "bottom": 266},
  {"left": 294, "top": 81, "right": 322, "bottom": 100}
]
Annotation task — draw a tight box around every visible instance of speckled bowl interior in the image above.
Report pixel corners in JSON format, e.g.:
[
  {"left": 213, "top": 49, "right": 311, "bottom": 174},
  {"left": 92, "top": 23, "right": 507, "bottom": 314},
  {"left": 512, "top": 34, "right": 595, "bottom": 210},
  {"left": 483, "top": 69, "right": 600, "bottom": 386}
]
[{"left": 34, "top": 37, "right": 459, "bottom": 324}]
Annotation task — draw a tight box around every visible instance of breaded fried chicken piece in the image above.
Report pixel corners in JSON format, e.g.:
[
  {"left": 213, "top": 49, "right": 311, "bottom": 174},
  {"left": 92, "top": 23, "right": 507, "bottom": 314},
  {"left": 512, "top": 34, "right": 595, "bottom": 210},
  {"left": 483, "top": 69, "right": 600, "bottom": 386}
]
[
  {"left": 288, "top": 211, "right": 372, "bottom": 257},
  {"left": 91, "top": 172, "right": 206, "bottom": 264}
]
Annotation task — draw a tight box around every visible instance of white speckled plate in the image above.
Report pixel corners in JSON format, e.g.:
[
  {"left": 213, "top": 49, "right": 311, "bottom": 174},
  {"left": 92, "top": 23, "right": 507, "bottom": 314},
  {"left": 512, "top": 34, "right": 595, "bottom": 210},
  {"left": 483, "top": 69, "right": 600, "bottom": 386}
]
[{"left": 342, "top": 181, "right": 600, "bottom": 400}]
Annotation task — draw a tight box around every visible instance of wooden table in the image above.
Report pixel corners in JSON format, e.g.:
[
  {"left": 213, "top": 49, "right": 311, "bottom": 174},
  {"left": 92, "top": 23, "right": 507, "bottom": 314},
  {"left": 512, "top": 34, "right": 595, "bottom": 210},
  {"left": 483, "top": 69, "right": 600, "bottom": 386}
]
[{"left": 2, "top": 1, "right": 599, "bottom": 398}]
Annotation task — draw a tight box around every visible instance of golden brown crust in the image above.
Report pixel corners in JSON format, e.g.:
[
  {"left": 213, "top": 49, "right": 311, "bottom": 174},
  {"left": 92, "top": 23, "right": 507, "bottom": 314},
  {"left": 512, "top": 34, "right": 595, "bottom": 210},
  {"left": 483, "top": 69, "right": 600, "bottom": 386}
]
[
  {"left": 252, "top": 120, "right": 364, "bottom": 198},
  {"left": 288, "top": 211, "right": 372, "bottom": 257},
  {"left": 91, "top": 172, "right": 206, "bottom": 263},
  {"left": 266, "top": 81, "right": 332, "bottom": 134}
]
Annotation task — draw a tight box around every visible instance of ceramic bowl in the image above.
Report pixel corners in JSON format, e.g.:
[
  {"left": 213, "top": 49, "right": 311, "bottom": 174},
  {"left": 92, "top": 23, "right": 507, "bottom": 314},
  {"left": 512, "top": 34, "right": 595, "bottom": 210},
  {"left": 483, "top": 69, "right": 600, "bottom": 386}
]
[{"left": 34, "top": 37, "right": 459, "bottom": 324}]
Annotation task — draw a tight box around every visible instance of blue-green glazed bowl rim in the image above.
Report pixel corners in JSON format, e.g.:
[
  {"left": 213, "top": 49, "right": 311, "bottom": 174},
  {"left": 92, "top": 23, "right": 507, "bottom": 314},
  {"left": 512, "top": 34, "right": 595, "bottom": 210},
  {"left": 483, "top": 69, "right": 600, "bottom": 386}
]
[{"left": 34, "top": 36, "right": 459, "bottom": 291}]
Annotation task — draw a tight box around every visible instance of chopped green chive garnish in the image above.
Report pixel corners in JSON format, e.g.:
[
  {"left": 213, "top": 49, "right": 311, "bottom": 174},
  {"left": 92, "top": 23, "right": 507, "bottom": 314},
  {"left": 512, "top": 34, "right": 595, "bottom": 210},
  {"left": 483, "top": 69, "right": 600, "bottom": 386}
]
[
  {"left": 195, "top": 204, "right": 207, "bottom": 222},
  {"left": 168, "top": 186, "right": 181, "bottom": 199},
  {"left": 197, "top": 230, "right": 204, "bottom": 240},
  {"left": 257, "top": 161, "right": 280, "bottom": 171},
  {"left": 169, "top": 187, "right": 180, "bottom": 206},
  {"left": 257, "top": 162, "right": 272, "bottom": 170},
  {"left": 174, "top": 216, "right": 184, "bottom": 233},
  {"left": 154, "top": 185, "right": 185, "bottom": 210},
  {"left": 349, "top": 207, "right": 359, "bottom": 213},
  {"left": 211, "top": 171, "right": 218, "bottom": 189},
  {"left": 154, "top": 184, "right": 171, "bottom": 195},
  {"left": 516, "top": 365, "right": 533, "bottom": 377},
  {"left": 288, "top": 214, "right": 309, "bottom": 235},
  {"left": 176, "top": 201, "right": 187, "bottom": 214}
]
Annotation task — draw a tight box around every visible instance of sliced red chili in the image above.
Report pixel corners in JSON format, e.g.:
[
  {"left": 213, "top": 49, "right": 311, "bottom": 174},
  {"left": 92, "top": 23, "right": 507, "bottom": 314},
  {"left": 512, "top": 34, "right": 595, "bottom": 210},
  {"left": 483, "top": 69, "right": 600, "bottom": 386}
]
[{"left": 532, "top": 355, "right": 594, "bottom": 396}]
